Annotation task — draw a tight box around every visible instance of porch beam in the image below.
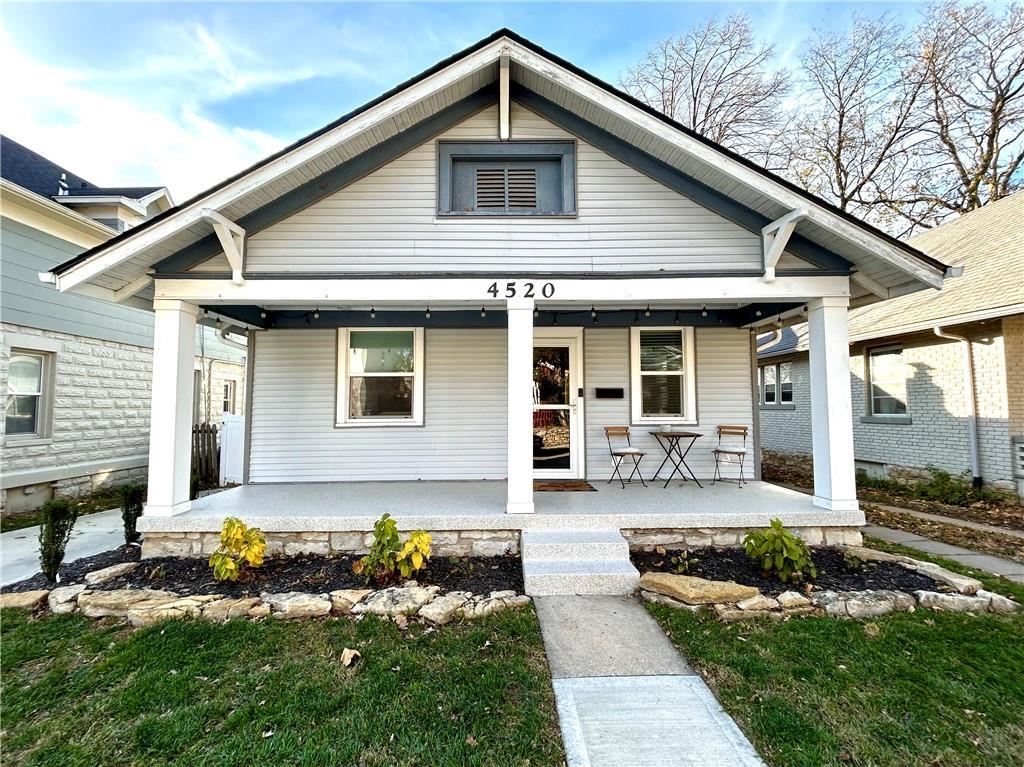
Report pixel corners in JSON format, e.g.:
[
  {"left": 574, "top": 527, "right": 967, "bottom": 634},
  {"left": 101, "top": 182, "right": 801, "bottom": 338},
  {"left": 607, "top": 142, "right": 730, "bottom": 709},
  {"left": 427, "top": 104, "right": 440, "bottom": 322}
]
[
  {"left": 506, "top": 296, "right": 535, "bottom": 513},
  {"left": 807, "top": 296, "right": 858, "bottom": 512},
  {"left": 153, "top": 274, "right": 851, "bottom": 305},
  {"left": 145, "top": 300, "right": 198, "bottom": 517},
  {"left": 113, "top": 274, "right": 153, "bottom": 303}
]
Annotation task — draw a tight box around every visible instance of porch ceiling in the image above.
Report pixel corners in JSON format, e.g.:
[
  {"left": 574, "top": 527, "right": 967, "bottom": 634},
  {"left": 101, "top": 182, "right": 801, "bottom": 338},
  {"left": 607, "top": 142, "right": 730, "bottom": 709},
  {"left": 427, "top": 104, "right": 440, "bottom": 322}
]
[{"left": 138, "top": 481, "right": 864, "bottom": 534}]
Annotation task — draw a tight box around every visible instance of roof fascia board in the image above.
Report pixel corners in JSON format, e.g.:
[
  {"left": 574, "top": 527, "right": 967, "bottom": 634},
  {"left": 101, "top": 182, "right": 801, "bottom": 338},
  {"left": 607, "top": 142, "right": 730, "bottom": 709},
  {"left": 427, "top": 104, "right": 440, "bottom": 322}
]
[
  {"left": 507, "top": 40, "right": 946, "bottom": 289},
  {"left": 50, "top": 39, "right": 506, "bottom": 290},
  {"left": 55, "top": 195, "right": 147, "bottom": 216},
  {"left": 1, "top": 179, "right": 114, "bottom": 247},
  {"left": 154, "top": 86, "right": 496, "bottom": 275},
  {"left": 512, "top": 85, "right": 850, "bottom": 272}
]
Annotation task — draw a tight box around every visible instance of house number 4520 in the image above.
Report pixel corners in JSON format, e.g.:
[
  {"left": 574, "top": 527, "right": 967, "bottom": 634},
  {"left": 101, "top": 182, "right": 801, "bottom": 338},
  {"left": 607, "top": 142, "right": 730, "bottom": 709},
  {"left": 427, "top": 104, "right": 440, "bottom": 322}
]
[{"left": 486, "top": 281, "right": 555, "bottom": 298}]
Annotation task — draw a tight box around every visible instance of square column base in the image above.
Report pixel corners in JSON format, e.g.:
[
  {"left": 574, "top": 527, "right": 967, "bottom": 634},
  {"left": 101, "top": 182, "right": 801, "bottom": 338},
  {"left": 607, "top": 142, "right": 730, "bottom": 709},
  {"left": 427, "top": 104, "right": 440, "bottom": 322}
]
[
  {"left": 812, "top": 495, "right": 859, "bottom": 512},
  {"left": 506, "top": 501, "right": 536, "bottom": 514},
  {"left": 144, "top": 500, "right": 193, "bottom": 518}
]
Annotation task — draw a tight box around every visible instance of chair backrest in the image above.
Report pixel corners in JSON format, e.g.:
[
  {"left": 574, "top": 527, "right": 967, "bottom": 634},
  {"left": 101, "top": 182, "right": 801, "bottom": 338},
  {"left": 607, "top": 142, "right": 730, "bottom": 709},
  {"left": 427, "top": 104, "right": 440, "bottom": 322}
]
[
  {"left": 604, "top": 426, "right": 631, "bottom": 452},
  {"left": 717, "top": 425, "right": 748, "bottom": 446}
]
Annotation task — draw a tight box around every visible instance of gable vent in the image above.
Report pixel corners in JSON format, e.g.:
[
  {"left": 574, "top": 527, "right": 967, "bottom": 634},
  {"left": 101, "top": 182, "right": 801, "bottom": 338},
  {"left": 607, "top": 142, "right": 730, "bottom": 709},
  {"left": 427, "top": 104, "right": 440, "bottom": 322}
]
[{"left": 475, "top": 166, "right": 537, "bottom": 210}]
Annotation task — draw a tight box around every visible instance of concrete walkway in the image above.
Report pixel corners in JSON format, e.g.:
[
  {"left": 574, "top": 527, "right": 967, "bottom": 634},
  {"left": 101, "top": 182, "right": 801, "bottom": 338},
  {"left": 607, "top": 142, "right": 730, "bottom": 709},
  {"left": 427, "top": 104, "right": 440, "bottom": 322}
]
[
  {"left": 535, "top": 596, "right": 765, "bottom": 767},
  {"left": 0, "top": 508, "right": 124, "bottom": 587},
  {"left": 865, "top": 525, "right": 1024, "bottom": 584},
  {"left": 870, "top": 503, "right": 1024, "bottom": 540}
]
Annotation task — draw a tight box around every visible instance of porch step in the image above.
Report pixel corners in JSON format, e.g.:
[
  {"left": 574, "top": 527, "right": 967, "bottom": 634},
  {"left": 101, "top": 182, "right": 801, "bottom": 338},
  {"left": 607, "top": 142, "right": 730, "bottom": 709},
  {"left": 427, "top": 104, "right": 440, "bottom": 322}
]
[{"left": 521, "top": 530, "right": 639, "bottom": 596}]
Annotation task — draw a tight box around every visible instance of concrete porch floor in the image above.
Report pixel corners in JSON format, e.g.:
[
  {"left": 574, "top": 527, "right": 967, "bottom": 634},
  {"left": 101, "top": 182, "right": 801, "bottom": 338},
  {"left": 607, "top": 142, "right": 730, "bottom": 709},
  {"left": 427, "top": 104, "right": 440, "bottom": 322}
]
[{"left": 138, "top": 480, "right": 863, "bottom": 533}]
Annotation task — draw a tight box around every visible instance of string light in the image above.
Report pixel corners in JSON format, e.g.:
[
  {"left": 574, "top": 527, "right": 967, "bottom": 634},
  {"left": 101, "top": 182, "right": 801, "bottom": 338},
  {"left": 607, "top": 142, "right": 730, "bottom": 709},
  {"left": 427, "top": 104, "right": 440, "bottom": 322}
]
[
  {"left": 425, "top": 306, "right": 431, "bottom": 320},
  {"left": 552, "top": 313, "right": 558, "bottom": 326},
  {"left": 644, "top": 305, "right": 651, "bottom": 317},
  {"left": 369, "top": 306, "right": 376, "bottom": 319},
  {"left": 533, "top": 307, "right": 539, "bottom": 318},
  {"left": 259, "top": 309, "right": 267, "bottom": 320},
  {"left": 590, "top": 306, "right": 597, "bottom": 319},
  {"left": 480, "top": 306, "right": 487, "bottom": 318},
  {"left": 701, "top": 304, "right": 708, "bottom": 317},
  {"left": 673, "top": 310, "right": 681, "bottom": 325},
  {"left": 313, "top": 308, "right": 320, "bottom": 320}
]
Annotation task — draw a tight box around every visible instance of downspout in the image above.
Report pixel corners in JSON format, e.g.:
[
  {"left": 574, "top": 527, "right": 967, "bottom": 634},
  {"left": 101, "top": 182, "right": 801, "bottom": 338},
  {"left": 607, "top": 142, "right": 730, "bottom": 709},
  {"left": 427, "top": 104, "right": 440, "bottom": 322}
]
[
  {"left": 756, "top": 329, "right": 782, "bottom": 353},
  {"left": 934, "top": 326, "right": 982, "bottom": 487}
]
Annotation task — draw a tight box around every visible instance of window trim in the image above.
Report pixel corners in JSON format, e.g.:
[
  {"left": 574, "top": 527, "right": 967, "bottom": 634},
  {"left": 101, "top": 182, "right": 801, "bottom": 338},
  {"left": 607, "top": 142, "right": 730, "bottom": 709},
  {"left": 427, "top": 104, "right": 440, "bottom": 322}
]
[
  {"left": 758, "top": 361, "right": 795, "bottom": 410},
  {"left": 629, "top": 327, "right": 697, "bottom": 426},
  {"left": 437, "top": 140, "right": 577, "bottom": 217},
  {"left": 222, "top": 380, "right": 237, "bottom": 415},
  {"left": 336, "top": 328, "right": 425, "bottom": 427},
  {"left": 5, "top": 348, "right": 55, "bottom": 444},
  {"left": 865, "top": 344, "right": 909, "bottom": 419}
]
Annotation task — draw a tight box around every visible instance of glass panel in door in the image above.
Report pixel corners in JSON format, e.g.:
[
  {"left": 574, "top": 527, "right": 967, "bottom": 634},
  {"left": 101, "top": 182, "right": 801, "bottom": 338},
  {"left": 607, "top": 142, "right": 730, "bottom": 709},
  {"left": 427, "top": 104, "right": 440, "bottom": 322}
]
[{"left": 533, "top": 345, "right": 572, "bottom": 472}]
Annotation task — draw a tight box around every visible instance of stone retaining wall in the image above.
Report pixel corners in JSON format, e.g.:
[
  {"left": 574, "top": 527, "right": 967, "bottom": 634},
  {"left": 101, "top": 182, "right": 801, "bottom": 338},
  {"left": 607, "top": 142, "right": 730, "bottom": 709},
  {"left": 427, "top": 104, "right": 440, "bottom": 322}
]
[
  {"left": 624, "top": 525, "right": 863, "bottom": 550},
  {"left": 142, "top": 529, "right": 522, "bottom": 559}
]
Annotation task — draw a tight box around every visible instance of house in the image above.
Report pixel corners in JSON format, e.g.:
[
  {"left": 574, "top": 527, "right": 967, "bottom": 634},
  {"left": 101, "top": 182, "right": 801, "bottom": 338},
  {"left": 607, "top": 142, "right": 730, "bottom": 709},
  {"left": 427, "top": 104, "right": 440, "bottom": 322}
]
[
  {"left": 758, "top": 192, "right": 1024, "bottom": 499},
  {"left": 1, "top": 136, "right": 247, "bottom": 514},
  {"left": 40, "top": 31, "right": 955, "bottom": 593}
]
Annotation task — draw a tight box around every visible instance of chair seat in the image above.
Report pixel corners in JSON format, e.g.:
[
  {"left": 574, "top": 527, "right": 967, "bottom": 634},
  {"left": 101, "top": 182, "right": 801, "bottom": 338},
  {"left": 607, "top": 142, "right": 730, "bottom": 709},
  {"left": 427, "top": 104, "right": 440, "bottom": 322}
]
[
  {"left": 612, "top": 448, "right": 645, "bottom": 455},
  {"left": 713, "top": 447, "right": 747, "bottom": 455}
]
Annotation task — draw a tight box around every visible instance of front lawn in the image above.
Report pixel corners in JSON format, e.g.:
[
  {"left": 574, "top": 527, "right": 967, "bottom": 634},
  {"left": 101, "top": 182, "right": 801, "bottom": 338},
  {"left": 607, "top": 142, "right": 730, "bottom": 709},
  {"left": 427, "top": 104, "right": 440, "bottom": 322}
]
[
  {"left": 0, "top": 488, "right": 125, "bottom": 533},
  {"left": 0, "top": 608, "right": 563, "bottom": 767},
  {"left": 650, "top": 599, "right": 1024, "bottom": 767}
]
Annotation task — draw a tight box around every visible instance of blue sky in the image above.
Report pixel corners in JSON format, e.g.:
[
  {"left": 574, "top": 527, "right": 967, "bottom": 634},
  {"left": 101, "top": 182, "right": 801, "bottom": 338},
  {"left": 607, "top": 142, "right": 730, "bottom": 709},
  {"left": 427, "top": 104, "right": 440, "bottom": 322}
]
[{"left": 2, "top": 1, "right": 931, "bottom": 200}]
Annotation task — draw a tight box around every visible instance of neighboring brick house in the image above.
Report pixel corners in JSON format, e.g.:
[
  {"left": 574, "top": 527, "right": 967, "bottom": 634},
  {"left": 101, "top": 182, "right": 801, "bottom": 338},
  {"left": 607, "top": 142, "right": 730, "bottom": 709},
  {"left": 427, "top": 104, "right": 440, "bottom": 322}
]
[
  {"left": 758, "top": 192, "right": 1024, "bottom": 498},
  {"left": 1, "top": 136, "right": 247, "bottom": 514}
]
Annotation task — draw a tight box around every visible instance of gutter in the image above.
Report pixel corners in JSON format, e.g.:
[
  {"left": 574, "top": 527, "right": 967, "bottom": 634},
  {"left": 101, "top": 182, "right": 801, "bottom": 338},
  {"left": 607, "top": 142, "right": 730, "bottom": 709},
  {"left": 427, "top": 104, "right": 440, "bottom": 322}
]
[{"left": 934, "top": 325, "right": 982, "bottom": 487}]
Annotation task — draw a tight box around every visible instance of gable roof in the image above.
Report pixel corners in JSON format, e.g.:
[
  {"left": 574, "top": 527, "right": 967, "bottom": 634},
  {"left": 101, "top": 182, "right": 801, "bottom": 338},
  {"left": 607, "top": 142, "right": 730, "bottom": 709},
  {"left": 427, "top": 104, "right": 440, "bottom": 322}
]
[
  {"left": 759, "top": 192, "right": 1024, "bottom": 357},
  {"left": 44, "top": 29, "right": 950, "bottom": 301}
]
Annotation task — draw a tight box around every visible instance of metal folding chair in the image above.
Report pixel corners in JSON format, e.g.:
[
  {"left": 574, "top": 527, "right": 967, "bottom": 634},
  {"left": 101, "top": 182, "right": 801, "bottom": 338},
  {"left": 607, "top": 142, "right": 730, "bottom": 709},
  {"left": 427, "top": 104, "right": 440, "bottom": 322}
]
[
  {"left": 711, "top": 425, "right": 748, "bottom": 487},
  {"left": 604, "top": 426, "right": 647, "bottom": 488}
]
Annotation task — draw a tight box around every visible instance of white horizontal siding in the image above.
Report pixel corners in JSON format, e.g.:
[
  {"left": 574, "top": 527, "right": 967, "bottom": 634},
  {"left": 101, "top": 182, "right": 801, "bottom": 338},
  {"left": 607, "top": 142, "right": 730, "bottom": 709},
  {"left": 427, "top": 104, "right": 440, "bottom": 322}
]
[
  {"left": 248, "top": 328, "right": 508, "bottom": 482},
  {"left": 239, "top": 102, "right": 769, "bottom": 274},
  {"left": 584, "top": 327, "right": 754, "bottom": 480}
]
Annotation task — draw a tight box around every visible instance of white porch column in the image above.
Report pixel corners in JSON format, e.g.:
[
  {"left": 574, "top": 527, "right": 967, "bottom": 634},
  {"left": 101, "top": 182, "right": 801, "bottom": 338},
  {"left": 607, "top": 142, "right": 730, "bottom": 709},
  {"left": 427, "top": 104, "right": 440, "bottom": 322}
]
[
  {"left": 807, "top": 296, "right": 858, "bottom": 511},
  {"left": 145, "top": 300, "right": 198, "bottom": 517},
  {"left": 506, "top": 297, "right": 535, "bottom": 513}
]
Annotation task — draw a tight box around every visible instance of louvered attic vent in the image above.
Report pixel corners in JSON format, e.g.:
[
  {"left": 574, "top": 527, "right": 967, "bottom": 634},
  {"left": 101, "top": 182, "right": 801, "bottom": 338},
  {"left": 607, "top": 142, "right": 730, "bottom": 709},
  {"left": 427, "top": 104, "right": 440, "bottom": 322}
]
[{"left": 475, "top": 166, "right": 537, "bottom": 210}]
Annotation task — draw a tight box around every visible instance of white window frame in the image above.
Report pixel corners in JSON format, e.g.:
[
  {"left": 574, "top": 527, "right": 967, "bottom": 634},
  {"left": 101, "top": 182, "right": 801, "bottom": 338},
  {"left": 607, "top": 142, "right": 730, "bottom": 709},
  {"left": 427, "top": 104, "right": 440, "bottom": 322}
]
[
  {"left": 629, "top": 326, "right": 697, "bottom": 426},
  {"left": 222, "top": 380, "right": 237, "bottom": 415},
  {"left": 758, "top": 361, "right": 794, "bottom": 408},
  {"left": 336, "top": 328, "right": 425, "bottom": 427},
  {"left": 5, "top": 348, "right": 55, "bottom": 443},
  {"left": 867, "top": 345, "right": 908, "bottom": 418}
]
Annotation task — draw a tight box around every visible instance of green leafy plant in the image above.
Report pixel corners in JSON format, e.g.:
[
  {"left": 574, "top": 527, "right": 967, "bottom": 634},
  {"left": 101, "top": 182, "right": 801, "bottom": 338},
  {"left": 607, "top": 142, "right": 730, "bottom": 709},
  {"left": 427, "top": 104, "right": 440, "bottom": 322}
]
[
  {"left": 120, "top": 484, "right": 145, "bottom": 545},
  {"left": 353, "top": 513, "right": 432, "bottom": 584},
  {"left": 669, "top": 550, "right": 698, "bottom": 575},
  {"left": 38, "top": 499, "right": 77, "bottom": 583},
  {"left": 743, "top": 518, "right": 817, "bottom": 584},
  {"left": 209, "top": 517, "right": 266, "bottom": 582}
]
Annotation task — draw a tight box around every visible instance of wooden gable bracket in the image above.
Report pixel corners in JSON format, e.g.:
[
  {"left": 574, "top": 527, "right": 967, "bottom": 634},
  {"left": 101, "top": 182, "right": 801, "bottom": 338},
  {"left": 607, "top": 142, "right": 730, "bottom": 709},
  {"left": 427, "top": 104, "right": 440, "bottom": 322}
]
[
  {"left": 762, "top": 207, "right": 808, "bottom": 282},
  {"left": 201, "top": 208, "right": 246, "bottom": 284},
  {"left": 499, "top": 51, "right": 511, "bottom": 140},
  {"left": 112, "top": 274, "right": 154, "bottom": 303},
  {"left": 850, "top": 271, "right": 891, "bottom": 300}
]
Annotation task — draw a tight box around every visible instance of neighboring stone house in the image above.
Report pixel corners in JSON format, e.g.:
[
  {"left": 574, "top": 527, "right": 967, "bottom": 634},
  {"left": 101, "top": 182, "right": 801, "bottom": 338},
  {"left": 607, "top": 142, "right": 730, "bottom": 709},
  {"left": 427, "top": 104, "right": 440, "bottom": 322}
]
[
  {"left": 758, "top": 193, "right": 1024, "bottom": 498},
  {"left": 1, "top": 136, "right": 247, "bottom": 514}
]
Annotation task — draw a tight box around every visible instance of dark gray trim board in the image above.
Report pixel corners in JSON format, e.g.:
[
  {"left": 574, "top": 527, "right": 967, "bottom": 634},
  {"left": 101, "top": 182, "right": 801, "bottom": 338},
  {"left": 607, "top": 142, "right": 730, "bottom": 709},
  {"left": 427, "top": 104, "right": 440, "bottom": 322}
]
[
  {"left": 158, "top": 268, "right": 847, "bottom": 281},
  {"left": 154, "top": 86, "right": 497, "bottom": 274}
]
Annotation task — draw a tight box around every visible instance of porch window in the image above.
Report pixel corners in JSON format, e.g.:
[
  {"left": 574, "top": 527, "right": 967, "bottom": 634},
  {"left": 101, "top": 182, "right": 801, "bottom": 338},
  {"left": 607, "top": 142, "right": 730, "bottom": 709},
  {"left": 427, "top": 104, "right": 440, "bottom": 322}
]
[
  {"left": 868, "top": 346, "right": 907, "bottom": 416},
  {"left": 629, "top": 327, "right": 696, "bottom": 425},
  {"left": 759, "top": 362, "right": 793, "bottom": 408},
  {"left": 336, "top": 328, "right": 424, "bottom": 426},
  {"left": 5, "top": 350, "right": 52, "bottom": 440},
  {"left": 222, "top": 380, "right": 237, "bottom": 415}
]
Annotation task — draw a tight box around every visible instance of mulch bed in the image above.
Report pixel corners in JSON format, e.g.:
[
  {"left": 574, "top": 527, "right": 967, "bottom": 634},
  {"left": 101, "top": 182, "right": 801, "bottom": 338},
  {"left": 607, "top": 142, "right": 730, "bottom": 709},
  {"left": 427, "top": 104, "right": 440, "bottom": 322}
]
[
  {"left": 632, "top": 547, "right": 940, "bottom": 596},
  {"left": 2, "top": 548, "right": 523, "bottom": 598}
]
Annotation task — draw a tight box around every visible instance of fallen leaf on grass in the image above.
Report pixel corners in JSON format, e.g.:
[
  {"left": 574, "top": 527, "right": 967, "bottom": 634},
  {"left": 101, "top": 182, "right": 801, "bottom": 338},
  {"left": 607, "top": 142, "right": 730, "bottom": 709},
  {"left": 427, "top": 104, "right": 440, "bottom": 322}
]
[
  {"left": 262, "top": 730, "right": 274, "bottom": 739},
  {"left": 466, "top": 735, "right": 478, "bottom": 747},
  {"left": 864, "top": 622, "right": 880, "bottom": 638},
  {"left": 341, "top": 648, "right": 361, "bottom": 667}
]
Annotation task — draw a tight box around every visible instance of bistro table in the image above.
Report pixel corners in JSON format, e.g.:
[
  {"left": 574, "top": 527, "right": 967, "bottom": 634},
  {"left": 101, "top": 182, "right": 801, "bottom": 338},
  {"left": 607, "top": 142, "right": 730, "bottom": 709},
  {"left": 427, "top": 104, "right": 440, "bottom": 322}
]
[{"left": 648, "top": 430, "right": 704, "bottom": 489}]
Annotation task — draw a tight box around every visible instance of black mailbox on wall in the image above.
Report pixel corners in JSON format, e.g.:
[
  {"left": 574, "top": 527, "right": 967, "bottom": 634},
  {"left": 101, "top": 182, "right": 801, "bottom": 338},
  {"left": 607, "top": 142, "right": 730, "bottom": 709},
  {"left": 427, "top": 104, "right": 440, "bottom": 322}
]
[{"left": 594, "top": 387, "right": 625, "bottom": 399}]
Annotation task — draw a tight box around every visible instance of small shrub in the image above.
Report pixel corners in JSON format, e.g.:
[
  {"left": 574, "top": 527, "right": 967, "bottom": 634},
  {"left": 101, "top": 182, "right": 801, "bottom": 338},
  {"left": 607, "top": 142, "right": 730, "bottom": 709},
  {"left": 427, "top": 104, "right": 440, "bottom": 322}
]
[
  {"left": 743, "top": 518, "right": 817, "bottom": 584},
  {"left": 120, "top": 484, "right": 145, "bottom": 545},
  {"left": 669, "top": 550, "right": 698, "bottom": 574},
  {"left": 857, "top": 468, "right": 1005, "bottom": 507},
  {"left": 38, "top": 499, "right": 77, "bottom": 583},
  {"left": 353, "top": 513, "right": 432, "bottom": 585},
  {"left": 209, "top": 517, "right": 266, "bottom": 582}
]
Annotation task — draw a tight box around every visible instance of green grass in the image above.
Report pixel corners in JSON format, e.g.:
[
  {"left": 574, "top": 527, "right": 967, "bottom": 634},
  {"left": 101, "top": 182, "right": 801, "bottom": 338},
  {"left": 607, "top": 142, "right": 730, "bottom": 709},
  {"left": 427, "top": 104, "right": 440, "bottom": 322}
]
[
  {"left": 0, "top": 608, "right": 563, "bottom": 767},
  {"left": 649, "top": 602, "right": 1024, "bottom": 767},
  {"left": 1, "top": 489, "right": 125, "bottom": 533}
]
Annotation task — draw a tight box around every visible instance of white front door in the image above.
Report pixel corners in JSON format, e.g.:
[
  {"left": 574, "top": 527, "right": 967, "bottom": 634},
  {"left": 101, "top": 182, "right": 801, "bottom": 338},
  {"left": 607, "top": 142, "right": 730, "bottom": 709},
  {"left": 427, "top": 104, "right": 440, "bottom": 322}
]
[{"left": 532, "top": 328, "right": 584, "bottom": 479}]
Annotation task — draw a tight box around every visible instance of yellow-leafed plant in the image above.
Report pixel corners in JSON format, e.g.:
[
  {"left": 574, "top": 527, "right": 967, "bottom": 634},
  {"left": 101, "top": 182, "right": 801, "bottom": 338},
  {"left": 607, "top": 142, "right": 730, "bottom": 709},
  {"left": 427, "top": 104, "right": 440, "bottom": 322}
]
[
  {"left": 353, "top": 513, "right": 431, "bottom": 584},
  {"left": 209, "top": 517, "right": 266, "bottom": 582}
]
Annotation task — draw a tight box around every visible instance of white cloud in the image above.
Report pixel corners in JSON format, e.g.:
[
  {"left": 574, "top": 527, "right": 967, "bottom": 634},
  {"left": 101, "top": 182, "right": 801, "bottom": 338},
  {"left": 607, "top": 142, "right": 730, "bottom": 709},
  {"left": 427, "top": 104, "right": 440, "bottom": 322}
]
[{"left": 0, "top": 25, "right": 289, "bottom": 200}]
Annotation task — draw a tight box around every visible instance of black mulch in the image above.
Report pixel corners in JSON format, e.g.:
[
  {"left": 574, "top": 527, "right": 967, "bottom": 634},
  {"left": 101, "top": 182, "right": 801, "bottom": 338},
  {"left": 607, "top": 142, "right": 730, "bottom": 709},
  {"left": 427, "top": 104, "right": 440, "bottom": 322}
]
[
  {"left": 632, "top": 547, "right": 940, "bottom": 596},
  {"left": 2, "top": 549, "right": 522, "bottom": 598}
]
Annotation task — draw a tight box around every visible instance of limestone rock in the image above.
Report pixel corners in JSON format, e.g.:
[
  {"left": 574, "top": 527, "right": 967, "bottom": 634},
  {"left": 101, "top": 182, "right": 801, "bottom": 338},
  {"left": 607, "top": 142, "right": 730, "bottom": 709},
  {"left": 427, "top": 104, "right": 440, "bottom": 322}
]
[
  {"left": 489, "top": 590, "right": 517, "bottom": 600},
  {"left": 248, "top": 602, "right": 271, "bottom": 619},
  {"left": 202, "top": 597, "right": 263, "bottom": 622},
  {"left": 640, "top": 589, "right": 704, "bottom": 613},
  {"left": 127, "top": 595, "right": 221, "bottom": 627},
  {"left": 977, "top": 589, "right": 1021, "bottom": 614},
  {"left": 902, "top": 562, "right": 982, "bottom": 596},
  {"left": 841, "top": 546, "right": 908, "bottom": 564},
  {"left": 78, "top": 589, "right": 178, "bottom": 618},
  {"left": 329, "top": 589, "right": 373, "bottom": 616},
  {"left": 811, "top": 591, "right": 849, "bottom": 618},
  {"left": 736, "top": 594, "right": 780, "bottom": 611},
  {"left": 48, "top": 584, "right": 88, "bottom": 614},
  {"left": 714, "top": 605, "right": 784, "bottom": 623},
  {"left": 639, "top": 572, "right": 758, "bottom": 605},
  {"left": 915, "top": 590, "right": 991, "bottom": 613},
  {"left": 458, "top": 593, "right": 530, "bottom": 620},
  {"left": 419, "top": 591, "right": 472, "bottom": 625},
  {"left": 262, "top": 592, "right": 332, "bottom": 619},
  {"left": 776, "top": 590, "right": 811, "bottom": 609},
  {"left": 0, "top": 590, "right": 50, "bottom": 609},
  {"left": 352, "top": 585, "right": 439, "bottom": 617},
  {"left": 843, "top": 590, "right": 915, "bottom": 619},
  {"left": 84, "top": 562, "right": 138, "bottom": 586}
]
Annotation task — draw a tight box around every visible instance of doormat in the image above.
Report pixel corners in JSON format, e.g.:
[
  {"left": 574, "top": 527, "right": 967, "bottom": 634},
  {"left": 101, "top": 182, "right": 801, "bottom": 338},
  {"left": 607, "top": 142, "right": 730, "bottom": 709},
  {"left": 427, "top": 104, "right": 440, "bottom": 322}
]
[{"left": 534, "top": 480, "right": 597, "bottom": 492}]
